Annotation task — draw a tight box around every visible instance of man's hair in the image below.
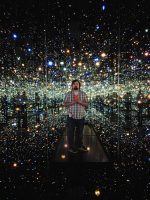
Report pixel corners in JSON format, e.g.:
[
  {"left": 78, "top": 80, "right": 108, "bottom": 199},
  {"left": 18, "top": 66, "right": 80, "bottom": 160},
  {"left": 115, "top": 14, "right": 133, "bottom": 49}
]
[{"left": 71, "top": 79, "right": 81, "bottom": 88}]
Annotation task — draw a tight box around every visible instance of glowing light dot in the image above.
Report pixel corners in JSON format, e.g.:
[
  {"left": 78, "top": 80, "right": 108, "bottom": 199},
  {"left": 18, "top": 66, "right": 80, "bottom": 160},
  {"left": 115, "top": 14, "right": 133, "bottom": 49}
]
[
  {"left": 147, "top": 94, "right": 150, "bottom": 100},
  {"left": 96, "top": 25, "right": 100, "bottom": 30},
  {"left": 78, "top": 62, "right": 82, "bottom": 66},
  {"left": 60, "top": 61, "right": 64, "bottom": 66},
  {"left": 66, "top": 49, "right": 70, "bottom": 54},
  {"left": 95, "top": 62, "right": 100, "bottom": 66},
  {"left": 48, "top": 61, "right": 53, "bottom": 66},
  {"left": 94, "top": 58, "right": 99, "bottom": 62},
  {"left": 12, "top": 33, "right": 17, "bottom": 39},
  {"left": 102, "top": 4, "right": 106, "bottom": 11},
  {"left": 61, "top": 155, "right": 66, "bottom": 159},
  {"left": 64, "top": 144, "right": 68, "bottom": 148},
  {"left": 87, "top": 147, "right": 90, "bottom": 151},
  {"left": 27, "top": 48, "right": 32, "bottom": 52},
  {"left": 101, "top": 52, "right": 106, "bottom": 58},
  {"left": 144, "top": 52, "right": 149, "bottom": 56},
  {"left": 13, "top": 163, "right": 18, "bottom": 167},
  {"left": 94, "top": 188, "right": 101, "bottom": 197},
  {"left": 16, "top": 107, "right": 20, "bottom": 111}
]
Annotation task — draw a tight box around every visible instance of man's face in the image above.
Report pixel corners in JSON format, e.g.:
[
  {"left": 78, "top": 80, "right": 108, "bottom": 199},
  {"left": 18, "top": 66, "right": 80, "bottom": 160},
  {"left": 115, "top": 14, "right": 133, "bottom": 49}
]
[{"left": 72, "top": 81, "right": 80, "bottom": 90}]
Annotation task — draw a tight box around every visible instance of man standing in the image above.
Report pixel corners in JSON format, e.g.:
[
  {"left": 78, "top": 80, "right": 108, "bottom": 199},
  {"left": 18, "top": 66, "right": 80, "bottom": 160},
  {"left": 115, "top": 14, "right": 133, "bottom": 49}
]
[{"left": 64, "top": 80, "right": 88, "bottom": 153}]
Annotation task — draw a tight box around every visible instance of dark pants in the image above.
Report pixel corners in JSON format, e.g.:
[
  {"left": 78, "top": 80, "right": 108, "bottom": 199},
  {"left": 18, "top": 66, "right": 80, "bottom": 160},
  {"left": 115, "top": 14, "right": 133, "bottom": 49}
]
[{"left": 67, "top": 116, "right": 85, "bottom": 149}]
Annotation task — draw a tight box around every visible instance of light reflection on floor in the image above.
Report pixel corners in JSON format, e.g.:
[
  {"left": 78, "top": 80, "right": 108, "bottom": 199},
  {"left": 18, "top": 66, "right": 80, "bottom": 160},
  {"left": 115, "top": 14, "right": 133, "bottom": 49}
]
[{"left": 54, "top": 125, "right": 109, "bottom": 162}]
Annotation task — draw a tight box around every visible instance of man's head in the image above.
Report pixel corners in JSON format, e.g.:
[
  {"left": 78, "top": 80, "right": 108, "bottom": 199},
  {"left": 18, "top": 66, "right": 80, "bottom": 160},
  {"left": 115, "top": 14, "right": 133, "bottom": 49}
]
[{"left": 71, "top": 80, "right": 81, "bottom": 90}]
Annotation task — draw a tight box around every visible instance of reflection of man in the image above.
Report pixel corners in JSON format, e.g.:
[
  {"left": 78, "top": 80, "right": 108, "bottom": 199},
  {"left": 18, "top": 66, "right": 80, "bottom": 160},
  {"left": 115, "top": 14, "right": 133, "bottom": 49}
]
[
  {"left": 1, "top": 95, "right": 8, "bottom": 122},
  {"left": 35, "top": 92, "right": 40, "bottom": 111},
  {"left": 147, "top": 94, "right": 150, "bottom": 117},
  {"left": 43, "top": 94, "right": 48, "bottom": 111},
  {"left": 64, "top": 80, "right": 88, "bottom": 153},
  {"left": 21, "top": 91, "right": 28, "bottom": 112},
  {"left": 136, "top": 90, "right": 144, "bottom": 126},
  {"left": 124, "top": 92, "right": 132, "bottom": 112}
]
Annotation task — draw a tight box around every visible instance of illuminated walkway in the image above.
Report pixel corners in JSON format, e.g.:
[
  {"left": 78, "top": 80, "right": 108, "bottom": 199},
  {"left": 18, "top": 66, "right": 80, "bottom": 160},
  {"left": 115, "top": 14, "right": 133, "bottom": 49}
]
[{"left": 54, "top": 125, "right": 109, "bottom": 162}]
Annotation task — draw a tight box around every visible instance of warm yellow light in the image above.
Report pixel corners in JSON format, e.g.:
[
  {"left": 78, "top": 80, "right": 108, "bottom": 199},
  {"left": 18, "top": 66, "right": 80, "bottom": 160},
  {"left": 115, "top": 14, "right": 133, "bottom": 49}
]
[
  {"left": 94, "top": 188, "right": 101, "bottom": 197},
  {"left": 16, "top": 107, "right": 20, "bottom": 111},
  {"left": 95, "top": 62, "right": 100, "bottom": 66},
  {"left": 101, "top": 52, "right": 106, "bottom": 58},
  {"left": 78, "top": 62, "right": 82, "bottom": 66},
  {"left": 147, "top": 94, "right": 150, "bottom": 100},
  {"left": 61, "top": 154, "right": 66, "bottom": 159},
  {"left": 144, "top": 52, "right": 149, "bottom": 56},
  {"left": 66, "top": 49, "right": 70, "bottom": 54},
  {"left": 87, "top": 147, "right": 90, "bottom": 151},
  {"left": 13, "top": 162, "right": 18, "bottom": 167}
]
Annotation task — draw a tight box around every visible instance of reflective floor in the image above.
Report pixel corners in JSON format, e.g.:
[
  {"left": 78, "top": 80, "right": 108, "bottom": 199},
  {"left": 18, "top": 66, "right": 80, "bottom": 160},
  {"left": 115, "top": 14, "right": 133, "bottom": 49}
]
[
  {"left": 54, "top": 125, "right": 109, "bottom": 162},
  {"left": 0, "top": 110, "right": 149, "bottom": 200}
]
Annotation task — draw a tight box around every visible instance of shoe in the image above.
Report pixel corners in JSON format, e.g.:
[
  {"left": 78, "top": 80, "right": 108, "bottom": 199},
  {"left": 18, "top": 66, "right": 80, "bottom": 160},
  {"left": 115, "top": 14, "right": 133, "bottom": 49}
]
[
  {"left": 68, "top": 148, "right": 78, "bottom": 154},
  {"left": 78, "top": 146, "right": 88, "bottom": 152}
]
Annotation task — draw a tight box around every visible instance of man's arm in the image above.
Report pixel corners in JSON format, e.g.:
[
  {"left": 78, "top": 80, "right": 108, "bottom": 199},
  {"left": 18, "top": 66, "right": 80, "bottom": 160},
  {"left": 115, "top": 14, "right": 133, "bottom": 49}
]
[
  {"left": 64, "top": 101, "right": 75, "bottom": 107},
  {"left": 76, "top": 100, "right": 88, "bottom": 107},
  {"left": 64, "top": 93, "right": 75, "bottom": 107},
  {"left": 75, "top": 93, "right": 88, "bottom": 107}
]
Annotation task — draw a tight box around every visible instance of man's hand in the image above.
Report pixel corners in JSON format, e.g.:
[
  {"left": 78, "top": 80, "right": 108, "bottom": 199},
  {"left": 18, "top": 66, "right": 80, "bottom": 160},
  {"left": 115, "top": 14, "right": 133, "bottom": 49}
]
[
  {"left": 74, "top": 95, "right": 79, "bottom": 101},
  {"left": 64, "top": 101, "right": 75, "bottom": 107},
  {"left": 75, "top": 99, "right": 88, "bottom": 107}
]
